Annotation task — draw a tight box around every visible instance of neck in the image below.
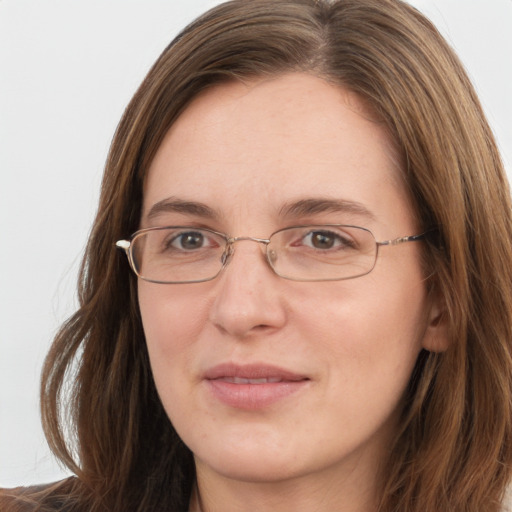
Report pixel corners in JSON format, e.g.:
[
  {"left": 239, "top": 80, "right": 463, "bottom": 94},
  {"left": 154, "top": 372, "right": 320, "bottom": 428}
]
[{"left": 189, "top": 459, "right": 382, "bottom": 512}]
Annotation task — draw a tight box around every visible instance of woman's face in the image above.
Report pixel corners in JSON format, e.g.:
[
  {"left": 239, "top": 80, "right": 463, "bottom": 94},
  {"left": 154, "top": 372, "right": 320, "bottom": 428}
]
[{"left": 139, "top": 73, "right": 443, "bottom": 491}]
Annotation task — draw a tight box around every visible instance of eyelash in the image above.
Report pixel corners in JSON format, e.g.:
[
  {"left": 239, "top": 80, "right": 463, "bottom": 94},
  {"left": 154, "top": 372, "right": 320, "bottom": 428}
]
[
  {"left": 154, "top": 225, "right": 361, "bottom": 255},
  {"left": 294, "top": 229, "right": 357, "bottom": 251}
]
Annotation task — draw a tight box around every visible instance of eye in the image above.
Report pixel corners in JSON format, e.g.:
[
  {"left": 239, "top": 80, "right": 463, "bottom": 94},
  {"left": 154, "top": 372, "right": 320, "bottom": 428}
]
[
  {"left": 168, "top": 231, "right": 212, "bottom": 251},
  {"left": 300, "top": 229, "right": 356, "bottom": 250}
]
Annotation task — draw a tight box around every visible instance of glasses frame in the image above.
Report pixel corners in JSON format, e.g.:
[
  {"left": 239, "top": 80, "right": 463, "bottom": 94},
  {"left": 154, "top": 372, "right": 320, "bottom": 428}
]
[{"left": 116, "top": 225, "right": 429, "bottom": 284}]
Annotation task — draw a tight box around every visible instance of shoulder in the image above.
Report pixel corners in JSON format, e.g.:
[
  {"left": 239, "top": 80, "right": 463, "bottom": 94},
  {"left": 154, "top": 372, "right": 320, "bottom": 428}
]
[{"left": 0, "top": 477, "right": 78, "bottom": 512}]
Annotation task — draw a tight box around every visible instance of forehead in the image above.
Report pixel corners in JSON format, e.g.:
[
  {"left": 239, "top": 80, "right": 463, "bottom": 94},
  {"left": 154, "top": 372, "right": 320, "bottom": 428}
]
[{"left": 142, "top": 73, "right": 412, "bottom": 232}]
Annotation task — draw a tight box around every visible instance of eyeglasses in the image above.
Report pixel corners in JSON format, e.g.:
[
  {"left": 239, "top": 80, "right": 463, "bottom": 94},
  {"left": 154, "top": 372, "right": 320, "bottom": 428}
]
[{"left": 116, "top": 225, "right": 428, "bottom": 284}]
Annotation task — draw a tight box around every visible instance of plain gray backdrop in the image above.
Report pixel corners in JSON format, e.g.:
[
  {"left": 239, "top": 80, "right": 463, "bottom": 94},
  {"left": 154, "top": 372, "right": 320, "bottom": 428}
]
[{"left": 1, "top": 0, "right": 511, "bottom": 487}]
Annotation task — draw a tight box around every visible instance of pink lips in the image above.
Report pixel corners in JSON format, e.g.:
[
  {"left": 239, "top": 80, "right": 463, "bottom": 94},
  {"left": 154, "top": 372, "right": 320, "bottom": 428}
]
[{"left": 203, "top": 363, "right": 309, "bottom": 410}]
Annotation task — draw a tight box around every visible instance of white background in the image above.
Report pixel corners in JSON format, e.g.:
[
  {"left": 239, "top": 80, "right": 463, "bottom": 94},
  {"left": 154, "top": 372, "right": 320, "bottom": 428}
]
[{"left": 1, "top": 0, "right": 511, "bottom": 487}]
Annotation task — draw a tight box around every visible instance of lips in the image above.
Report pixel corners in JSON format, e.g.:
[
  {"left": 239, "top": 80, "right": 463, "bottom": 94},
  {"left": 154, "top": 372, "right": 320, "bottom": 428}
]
[
  {"left": 203, "top": 363, "right": 309, "bottom": 409},
  {"left": 221, "top": 376, "right": 284, "bottom": 384}
]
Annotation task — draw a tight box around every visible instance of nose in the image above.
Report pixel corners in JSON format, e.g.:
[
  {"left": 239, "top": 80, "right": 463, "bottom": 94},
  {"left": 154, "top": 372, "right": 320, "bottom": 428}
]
[{"left": 209, "top": 240, "right": 287, "bottom": 339}]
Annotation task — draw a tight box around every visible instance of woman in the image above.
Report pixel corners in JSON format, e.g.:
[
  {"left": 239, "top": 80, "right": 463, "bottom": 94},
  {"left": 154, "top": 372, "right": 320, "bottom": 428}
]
[{"left": 2, "top": 0, "right": 512, "bottom": 510}]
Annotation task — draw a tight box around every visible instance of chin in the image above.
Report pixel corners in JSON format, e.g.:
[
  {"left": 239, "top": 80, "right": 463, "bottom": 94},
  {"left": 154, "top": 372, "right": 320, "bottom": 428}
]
[
  {"left": 185, "top": 425, "right": 306, "bottom": 482},
  {"left": 195, "top": 448, "right": 305, "bottom": 483}
]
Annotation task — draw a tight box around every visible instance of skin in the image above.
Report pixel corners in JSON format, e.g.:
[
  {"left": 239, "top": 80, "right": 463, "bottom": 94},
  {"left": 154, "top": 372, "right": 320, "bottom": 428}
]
[{"left": 138, "top": 73, "right": 446, "bottom": 512}]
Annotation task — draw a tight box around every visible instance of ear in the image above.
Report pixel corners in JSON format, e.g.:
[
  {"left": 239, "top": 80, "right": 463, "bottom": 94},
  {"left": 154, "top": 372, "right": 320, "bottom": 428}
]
[{"left": 421, "top": 289, "right": 450, "bottom": 353}]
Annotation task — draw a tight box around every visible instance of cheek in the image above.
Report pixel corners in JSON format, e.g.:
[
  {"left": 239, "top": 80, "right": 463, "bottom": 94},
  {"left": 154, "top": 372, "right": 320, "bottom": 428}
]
[
  {"left": 138, "top": 283, "right": 208, "bottom": 383},
  {"left": 293, "top": 273, "right": 427, "bottom": 391},
  {"left": 302, "top": 283, "right": 426, "bottom": 441}
]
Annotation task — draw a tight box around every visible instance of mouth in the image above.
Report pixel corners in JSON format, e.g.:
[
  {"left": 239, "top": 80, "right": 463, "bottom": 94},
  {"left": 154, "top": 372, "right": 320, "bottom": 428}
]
[
  {"left": 203, "top": 363, "right": 310, "bottom": 410},
  {"left": 219, "top": 376, "right": 291, "bottom": 384}
]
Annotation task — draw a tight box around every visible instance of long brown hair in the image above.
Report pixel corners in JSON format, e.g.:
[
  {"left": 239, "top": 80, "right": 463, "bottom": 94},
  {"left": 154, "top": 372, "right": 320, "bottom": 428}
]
[{"left": 4, "top": 0, "right": 512, "bottom": 510}]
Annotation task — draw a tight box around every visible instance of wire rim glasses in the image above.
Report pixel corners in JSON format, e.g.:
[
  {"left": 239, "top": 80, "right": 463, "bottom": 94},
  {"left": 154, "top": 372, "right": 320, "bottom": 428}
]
[{"left": 116, "top": 224, "right": 427, "bottom": 284}]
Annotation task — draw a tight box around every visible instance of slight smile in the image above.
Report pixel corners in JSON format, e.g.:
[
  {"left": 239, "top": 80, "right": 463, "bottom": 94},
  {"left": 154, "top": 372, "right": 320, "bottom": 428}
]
[{"left": 203, "top": 363, "right": 311, "bottom": 410}]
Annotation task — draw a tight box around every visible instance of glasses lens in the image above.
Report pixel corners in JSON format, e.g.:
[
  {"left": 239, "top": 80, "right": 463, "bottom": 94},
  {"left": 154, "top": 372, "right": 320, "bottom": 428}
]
[
  {"left": 131, "top": 227, "right": 226, "bottom": 283},
  {"left": 268, "top": 225, "right": 377, "bottom": 281}
]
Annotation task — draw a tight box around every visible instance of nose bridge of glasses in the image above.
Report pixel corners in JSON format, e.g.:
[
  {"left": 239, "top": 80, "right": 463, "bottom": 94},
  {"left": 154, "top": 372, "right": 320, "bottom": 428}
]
[
  {"left": 228, "top": 236, "right": 271, "bottom": 244},
  {"left": 221, "top": 236, "right": 272, "bottom": 266}
]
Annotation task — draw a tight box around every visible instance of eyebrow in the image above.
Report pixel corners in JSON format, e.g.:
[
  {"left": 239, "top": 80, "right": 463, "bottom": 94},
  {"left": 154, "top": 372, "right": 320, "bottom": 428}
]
[
  {"left": 145, "top": 196, "right": 375, "bottom": 224},
  {"left": 279, "top": 197, "right": 376, "bottom": 221},
  {"left": 146, "top": 197, "right": 220, "bottom": 222}
]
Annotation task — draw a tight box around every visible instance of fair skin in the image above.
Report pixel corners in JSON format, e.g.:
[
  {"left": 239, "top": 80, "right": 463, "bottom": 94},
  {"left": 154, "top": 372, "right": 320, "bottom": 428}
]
[{"left": 138, "top": 73, "right": 446, "bottom": 512}]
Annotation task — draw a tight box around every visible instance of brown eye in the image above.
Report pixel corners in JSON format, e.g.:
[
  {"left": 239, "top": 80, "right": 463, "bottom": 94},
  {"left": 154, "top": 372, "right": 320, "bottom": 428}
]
[
  {"left": 310, "top": 232, "right": 335, "bottom": 249},
  {"left": 297, "top": 229, "right": 357, "bottom": 251},
  {"left": 172, "top": 231, "right": 205, "bottom": 250}
]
